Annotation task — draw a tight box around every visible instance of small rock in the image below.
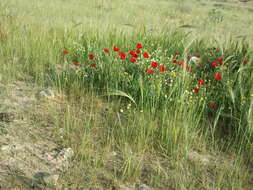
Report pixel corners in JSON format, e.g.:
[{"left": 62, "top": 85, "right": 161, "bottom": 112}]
[
  {"left": 57, "top": 148, "right": 74, "bottom": 160},
  {"left": 44, "top": 147, "right": 74, "bottom": 172},
  {"left": 187, "top": 151, "right": 210, "bottom": 165},
  {"left": 36, "top": 89, "right": 55, "bottom": 100},
  {"left": 138, "top": 184, "right": 150, "bottom": 190}
]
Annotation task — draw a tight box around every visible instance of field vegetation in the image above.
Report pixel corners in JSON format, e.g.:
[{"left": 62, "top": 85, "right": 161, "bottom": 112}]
[{"left": 0, "top": 0, "right": 253, "bottom": 189}]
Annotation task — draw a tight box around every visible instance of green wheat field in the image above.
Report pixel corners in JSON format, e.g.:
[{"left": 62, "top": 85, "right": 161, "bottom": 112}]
[{"left": 0, "top": 0, "right": 253, "bottom": 189}]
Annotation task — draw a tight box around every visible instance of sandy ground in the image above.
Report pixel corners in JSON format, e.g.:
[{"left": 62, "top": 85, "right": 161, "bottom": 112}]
[{"left": 0, "top": 81, "right": 73, "bottom": 190}]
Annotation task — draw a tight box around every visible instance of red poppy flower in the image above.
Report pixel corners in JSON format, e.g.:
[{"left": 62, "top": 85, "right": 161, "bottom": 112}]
[
  {"left": 129, "top": 50, "right": 135, "bottom": 56},
  {"left": 129, "top": 50, "right": 138, "bottom": 58},
  {"left": 198, "top": 79, "right": 205, "bottom": 85},
  {"left": 217, "top": 57, "right": 223, "bottom": 65},
  {"left": 90, "top": 63, "right": 96, "bottom": 67},
  {"left": 72, "top": 61, "right": 80, "bottom": 66},
  {"left": 194, "top": 88, "right": 200, "bottom": 93},
  {"left": 172, "top": 59, "right": 177, "bottom": 63},
  {"left": 130, "top": 56, "right": 137, "bottom": 63},
  {"left": 151, "top": 62, "right": 158, "bottom": 68},
  {"left": 159, "top": 65, "right": 165, "bottom": 72},
  {"left": 89, "top": 54, "right": 95, "bottom": 60},
  {"left": 137, "top": 43, "right": 142, "bottom": 49},
  {"left": 196, "top": 56, "right": 201, "bottom": 58},
  {"left": 119, "top": 51, "right": 126, "bottom": 60},
  {"left": 62, "top": 50, "right": 69, "bottom": 55},
  {"left": 210, "top": 103, "right": 216, "bottom": 109},
  {"left": 214, "top": 73, "right": 222, "bottom": 80},
  {"left": 136, "top": 49, "right": 141, "bottom": 54},
  {"left": 143, "top": 52, "right": 149, "bottom": 58},
  {"left": 147, "top": 69, "right": 155, "bottom": 74},
  {"left": 113, "top": 46, "right": 119, "bottom": 52},
  {"left": 211, "top": 62, "right": 218, "bottom": 67},
  {"left": 103, "top": 48, "right": 110, "bottom": 53}
]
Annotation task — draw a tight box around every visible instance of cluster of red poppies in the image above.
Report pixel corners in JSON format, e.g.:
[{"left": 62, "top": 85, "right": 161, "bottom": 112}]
[
  {"left": 61, "top": 43, "right": 249, "bottom": 110},
  {"left": 61, "top": 44, "right": 224, "bottom": 84}
]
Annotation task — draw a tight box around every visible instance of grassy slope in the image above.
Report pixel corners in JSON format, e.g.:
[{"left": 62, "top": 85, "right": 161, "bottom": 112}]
[
  {"left": 0, "top": 0, "right": 253, "bottom": 189},
  {"left": 2, "top": 0, "right": 253, "bottom": 39}
]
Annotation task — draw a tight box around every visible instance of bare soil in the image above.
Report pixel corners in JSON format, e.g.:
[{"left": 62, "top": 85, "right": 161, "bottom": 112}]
[{"left": 0, "top": 81, "right": 71, "bottom": 190}]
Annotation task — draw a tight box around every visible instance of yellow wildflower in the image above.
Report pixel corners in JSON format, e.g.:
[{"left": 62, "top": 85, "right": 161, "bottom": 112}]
[{"left": 171, "top": 72, "right": 176, "bottom": 78}]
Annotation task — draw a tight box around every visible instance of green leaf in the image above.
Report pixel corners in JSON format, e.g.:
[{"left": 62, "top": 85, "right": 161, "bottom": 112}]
[
  {"left": 237, "top": 67, "right": 253, "bottom": 73},
  {"left": 105, "top": 89, "right": 137, "bottom": 105}
]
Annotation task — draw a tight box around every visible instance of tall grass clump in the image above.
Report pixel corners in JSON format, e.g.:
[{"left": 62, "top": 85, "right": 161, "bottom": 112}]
[{"left": 46, "top": 29, "right": 253, "bottom": 158}]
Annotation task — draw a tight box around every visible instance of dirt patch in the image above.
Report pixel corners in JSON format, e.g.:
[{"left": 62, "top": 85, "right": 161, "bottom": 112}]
[{"left": 0, "top": 81, "right": 73, "bottom": 189}]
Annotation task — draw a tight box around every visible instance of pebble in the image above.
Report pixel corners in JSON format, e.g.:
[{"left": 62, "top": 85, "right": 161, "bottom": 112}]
[
  {"left": 138, "top": 184, "right": 150, "bottom": 190},
  {"left": 36, "top": 89, "right": 55, "bottom": 100}
]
